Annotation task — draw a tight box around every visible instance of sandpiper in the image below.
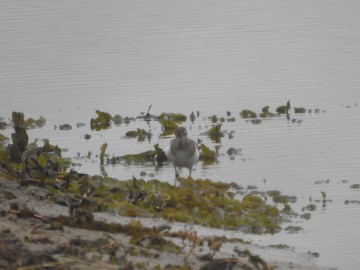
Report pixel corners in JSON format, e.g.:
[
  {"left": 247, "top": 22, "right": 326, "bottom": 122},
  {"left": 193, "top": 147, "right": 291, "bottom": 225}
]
[{"left": 165, "top": 126, "right": 199, "bottom": 179}]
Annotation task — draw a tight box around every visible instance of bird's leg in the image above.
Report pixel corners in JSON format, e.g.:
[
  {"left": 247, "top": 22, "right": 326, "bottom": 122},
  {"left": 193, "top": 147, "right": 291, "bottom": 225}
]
[
  {"left": 188, "top": 167, "right": 192, "bottom": 179},
  {"left": 175, "top": 166, "right": 179, "bottom": 178}
]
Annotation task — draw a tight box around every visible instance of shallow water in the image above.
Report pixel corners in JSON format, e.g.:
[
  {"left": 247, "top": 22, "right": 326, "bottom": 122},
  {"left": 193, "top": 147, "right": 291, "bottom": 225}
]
[{"left": 1, "top": 0, "right": 360, "bottom": 269}]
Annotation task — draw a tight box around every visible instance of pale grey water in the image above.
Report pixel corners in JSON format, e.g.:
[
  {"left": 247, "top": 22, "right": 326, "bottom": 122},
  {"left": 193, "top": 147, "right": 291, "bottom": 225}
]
[{"left": 1, "top": 0, "right": 360, "bottom": 269}]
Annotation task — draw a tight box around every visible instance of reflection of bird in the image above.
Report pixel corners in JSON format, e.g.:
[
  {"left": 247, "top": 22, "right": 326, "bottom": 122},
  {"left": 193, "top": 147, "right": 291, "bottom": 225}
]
[{"left": 165, "top": 127, "right": 199, "bottom": 179}]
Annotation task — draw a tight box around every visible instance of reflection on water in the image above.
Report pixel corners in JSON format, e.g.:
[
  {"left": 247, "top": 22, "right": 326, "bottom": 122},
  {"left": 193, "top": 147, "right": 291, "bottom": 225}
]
[{"left": 1, "top": 0, "right": 360, "bottom": 269}]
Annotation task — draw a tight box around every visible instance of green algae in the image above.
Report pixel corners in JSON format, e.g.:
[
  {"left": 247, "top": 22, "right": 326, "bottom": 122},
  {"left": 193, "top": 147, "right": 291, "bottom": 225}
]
[
  {"left": 300, "top": 213, "right": 311, "bottom": 220},
  {"left": 250, "top": 119, "right": 262, "bottom": 124},
  {"left": 158, "top": 117, "right": 178, "bottom": 131},
  {"left": 120, "top": 144, "right": 166, "bottom": 165},
  {"left": 160, "top": 113, "right": 187, "bottom": 122},
  {"left": 1, "top": 146, "right": 300, "bottom": 237},
  {"left": 112, "top": 114, "right": 123, "bottom": 125},
  {"left": 294, "top": 107, "right": 306, "bottom": 114},
  {"left": 59, "top": 123, "right": 72, "bottom": 130},
  {"left": 276, "top": 101, "right": 291, "bottom": 114},
  {"left": 91, "top": 110, "right": 112, "bottom": 131},
  {"left": 226, "top": 147, "right": 240, "bottom": 156},
  {"left": 302, "top": 204, "right": 316, "bottom": 211},
  {"left": 210, "top": 115, "right": 218, "bottom": 123},
  {"left": 45, "top": 176, "right": 288, "bottom": 234},
  {"left": 209, "top": 124, "right": 223, "bottom": 142},
  {"left": 189, "top": 112, "right": 196, "bottom": 123},
  {"left": 25, "top": 116, "right": 46, "bottom": 129},
  {"left": 285, "top": 226, "right": 303, "bottom": 234},
  {"left": 199, "top": 144, "right": 216, "bottom": 163},
  {"left": 100, "top": 143, "right": 108, "bottom": 165},
  {"left": 267, "top": 190, "right": 297, "bottom": 204},
  {"left": 158, "top": 113, "right": 186, "bottom": 131},
  {"left": 126, "top": 129, "right": 151, "bottom": 142},
  {"left": 0, "top": 134, "right": 9, "bottom": 147},
  {"left": 350, "top": 184, "right": 360, "bottom": 189},
  {"left": 240, "top": 110, "right": 257, "bottom": 119},
  {"left": 269, "top": 244, "right": 290, "bottom": 250},
  {"left": 126, "top": 130, "right": 140, "bottom": 138}
]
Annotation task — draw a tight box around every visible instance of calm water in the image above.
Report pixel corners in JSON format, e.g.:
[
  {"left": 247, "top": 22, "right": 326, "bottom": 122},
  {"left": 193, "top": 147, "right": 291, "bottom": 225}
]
[{"left": 1, "top": 0, "right": 360, "bottom": 269}]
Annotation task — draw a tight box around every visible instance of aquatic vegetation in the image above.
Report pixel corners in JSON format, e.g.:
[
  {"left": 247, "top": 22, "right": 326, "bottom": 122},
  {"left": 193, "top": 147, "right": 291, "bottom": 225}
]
[
  {"left": 8, "top": 112, "right": 28, "bottom": 163},
  {"left": 226, "top": 147, "right": 240, "bottom": 156},
  {"left": 25, "top": 116, "right": 46, "bottom": 129},
  {"left": 302, "top": 204, "right": 316, "bottom": 211},
  {"left": 350, "top": 184, "right": 360, "bottom": 189},
  {"left": 240, "top": 109, "right": 257, "bottom": 119},
  {"left": 209, "top": 124, "right": 223, "bottom": 142},
  {"left": 259, "top": 107, "right": 276, "bottom": 118},
  {"left": 76, "top": 122, "right": 86, "bottom": 128},
  {"left": 267, "top": 190, "right": 297, "bottom": 204},
  {"left": 59, "top": 123, "right": 72, "bottom": 130},
  {"left": 125, "top": 130, "right": 139, "bottom": 138},
  {"left": 300, "top": 213, "right": 311, "bottom": 220},
  {"left": 268, "top": 244, "right": 290, "bottom": 250},
  {"left": 158, "top": 113, "right": 187, "bottom": 133},
  {"left": 189, "top": 111, "right": 196, "bottom": 122},
  {"left": 100, "top": 143, "right": 108, "bottom": 165},
  {"left": 276, "top": 101, "right": 291, "bottom": 114},
  {"left": 285, "top": 226, "right": 303, "bottom": 234},
  {"left": 294, "top": 107, "right": 306, "bottom": 114},
  {"left": 120, "top": 144, "right": 166, "bottom": 165},
  {"left": 262, "top": 106, "right": 269, "bottom": 113},
  {"left": 0, "top": 118, "right": 8, "bottom": 130},
  {"left": 160, "top": 112, "right": 187, "bottom": 122},
  {"left": 199, "top": 144, "right": 216, "bottom": 162},
  {"left": 0, "top": 134, "right": 9, "bottom": 147},
  {"left": 112, "top": 114, "right": 123, "bottom": 125},
  {"left": 250, "top": 119, "right": 262, "bottom": 124},
  {"left": 210, "top": 115, "right": 218, "bottom": 123},
  {"left": 345, "top": 200, "right": 360, "bottom": 205},
  {"left": 158, "top": 117, "right": 178, "bottom": 131},
  {"left": 90, "top": 110, "right": 112, "bottom": 131},
  {"left": 125, "top": 129, "right": 151, "bottom": 142}
]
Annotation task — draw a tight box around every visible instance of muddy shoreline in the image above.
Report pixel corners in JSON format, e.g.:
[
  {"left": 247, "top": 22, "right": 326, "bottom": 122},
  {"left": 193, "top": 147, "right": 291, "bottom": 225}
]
[{"left": 0, "top": 177, "right": 326, "bottom": 270}]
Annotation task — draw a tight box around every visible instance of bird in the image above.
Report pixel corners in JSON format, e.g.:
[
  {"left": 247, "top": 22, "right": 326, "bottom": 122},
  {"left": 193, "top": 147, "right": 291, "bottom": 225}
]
[{"left": 165, "top": 126, "right": 199, "bottom": 179}]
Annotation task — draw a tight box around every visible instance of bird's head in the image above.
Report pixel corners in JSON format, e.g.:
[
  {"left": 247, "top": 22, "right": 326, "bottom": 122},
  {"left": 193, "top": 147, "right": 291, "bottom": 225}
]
[{"left": 175, "top": 127, "right": 187, "bottom": 138}]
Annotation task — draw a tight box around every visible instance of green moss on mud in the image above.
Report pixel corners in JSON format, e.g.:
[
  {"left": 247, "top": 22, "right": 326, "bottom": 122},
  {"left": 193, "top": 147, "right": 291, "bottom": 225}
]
[{"left": 75, "top": 178, "right": 285, "bottom": 234}]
